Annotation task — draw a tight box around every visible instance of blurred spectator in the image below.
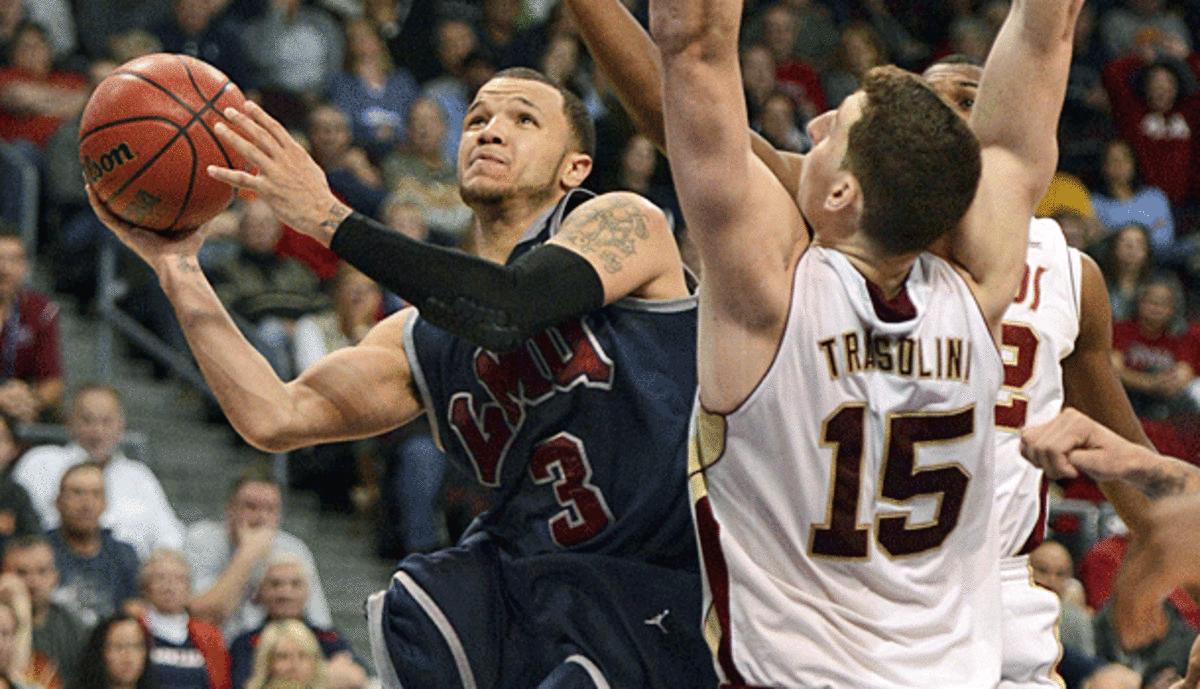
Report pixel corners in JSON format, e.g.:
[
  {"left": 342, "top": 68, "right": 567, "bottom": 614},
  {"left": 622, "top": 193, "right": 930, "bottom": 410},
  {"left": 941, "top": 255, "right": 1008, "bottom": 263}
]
[
  {"left": 14, "top": 385, "right": 185, "bottom": 559},
  {"left": 228, "top": 556, "right": 365, "bottom": 689},
  {"left": 72, "top": 615, "right": 157, "bottom": 689},
  {"left": 152, "top": 0, "right": 251, "bottom": 88},
  {"left": 1031, "top": 540, "right": 1095, "bottom": 656},
  {"left": 1060, "top": 4, "right": 1117, "bottom": 176},
  {"left": 1082, "top": 663, "right": 1141, "bottom": 689},
  {"left": 538, "top": 34, "right": 598, "bottom": 116},
  {"left": 822, "top": 21, "right": 889, "bottom": 108},
  {"left": 243, "top": 0, "right": 345, "bottom": 97},
  {"left": 242, "top": 621, "right": 325, "bottom": 689},
  {"left": 184, "top": 467, "right": 332, "bottom": 641},
  {"left": 292, "top": 264, "right": 380, "bottom": 375},
  {"left": 605, "top": 133, "right": 683, "bottom": 227},
  {"left": 381, "top": 98, "right": 473, "bottom": 244},
  {"left": 742, "top": 43, "right": 779, "bottom": 130},
  {"left": 1053, "top": 210, "right": 1101, "bottom": 250},
  {"left": 1100, "top": 0, "right": 1192, "bottom": 60},
  {"left": 479, "top": 0, "right": 519, "bottom": 66},
  {"left": 2, "top": 537, "right": 85, "bottom": 688},
  {"left": 1142, "top": 663, "right": 1183, "bottom": 689},
  {"left": 327, "top": 18, "right": 418, "bottom": 162},
  {"left": 19, "top": 0, "right": 73, "bottom": 60},
  {"left": 0, "top": 414, "right": 39, "bottom": 556},
  {"left": 1090, "top": 139, "right": 1175, "bottom": 253},
  {"left": 0, "top": 574, "right": 57, "bottom": 689},
  {"left": 46, "top": 464, "right": 138, "bottom": 629},
  {"left": 1104, "top": 51, "right": 1200, "bottom": 206},
  {"left": 0, "top": 0, "right": 19, "bottom": 61},
  {"left": 1098, "top": 223, "right": 1154, "bottom": 322},
  {"left": 1094, "top": 600, "right": 1194, "bottom": 677},
  {"left": 758, "top": 91, "right": 809, "bottom": 155},
  {"left": 422, "top": 19, "right": 487, "bottom": 164},
  {"left": 0, "top": 22, "right": 86, "bottom": 150},
  {"left": 72, "top": 0, "right": 170, "bottom": 60},
  {"left": 1111, "top": 274, "right": 1200, "bottom": 422},
  {"left": 948, "top": 15, "right": 994, "bottom": 66},
  {"left": 0, "top": 228, "right": 63, "bottom": 422},
  {"left": 759, "top": 3, "right": 826, "bottom": 121},
  {"left": 205, "top": 200, "right": 328, "bottom": 380},
  {"left": 306, "top": 104, "right": 388, "bottom": 216},
  {"left": 138, "top": 550, "right": 231, "bottom": 689}
]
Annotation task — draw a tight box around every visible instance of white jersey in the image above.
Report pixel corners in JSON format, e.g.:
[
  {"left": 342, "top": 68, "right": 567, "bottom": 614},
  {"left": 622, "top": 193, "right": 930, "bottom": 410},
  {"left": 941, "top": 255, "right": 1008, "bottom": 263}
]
[
  {"left": 690, "top": 246, "right": 1004, "bottom": 688},
  {"left": 994, "top": 219, "right": 1083, "bottom": 557}
]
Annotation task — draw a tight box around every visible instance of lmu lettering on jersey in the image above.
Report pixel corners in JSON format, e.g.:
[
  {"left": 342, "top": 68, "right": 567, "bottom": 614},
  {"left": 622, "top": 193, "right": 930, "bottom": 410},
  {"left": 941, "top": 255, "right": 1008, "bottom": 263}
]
[{"left": 447, "top": 319, "right": 615, "bottom": 486}]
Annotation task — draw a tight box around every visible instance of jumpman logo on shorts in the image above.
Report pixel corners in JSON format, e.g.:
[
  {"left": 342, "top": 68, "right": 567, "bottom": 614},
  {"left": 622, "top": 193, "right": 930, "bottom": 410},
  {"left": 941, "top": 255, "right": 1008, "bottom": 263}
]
[{"left": 644, "top": 609, "right": 670, "bottom": 634}]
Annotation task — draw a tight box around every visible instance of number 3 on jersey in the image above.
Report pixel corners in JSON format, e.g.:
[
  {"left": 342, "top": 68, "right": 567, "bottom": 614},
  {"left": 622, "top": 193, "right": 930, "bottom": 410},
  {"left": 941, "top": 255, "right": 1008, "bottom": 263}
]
[
  {"left": 529, "top": 432, "right": 613, "bottom": 547},
  {"left": 810, "top": 405, "right": 973, "bottom": 559}
]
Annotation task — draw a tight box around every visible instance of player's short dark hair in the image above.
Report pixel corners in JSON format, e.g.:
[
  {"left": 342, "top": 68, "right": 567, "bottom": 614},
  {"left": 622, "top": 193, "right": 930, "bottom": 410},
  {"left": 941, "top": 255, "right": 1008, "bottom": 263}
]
[
  {"left": 843, "top": 66, "right": 981, "bottom": 256},
  {"left": 492, "top": 67, "right": 596, "bottom": 158},
  {"left": 227, "top": 462, "right": 280, "bottom": 502},
  {"left": 931, "top": 53, "right": 983, "bottom": 68}
]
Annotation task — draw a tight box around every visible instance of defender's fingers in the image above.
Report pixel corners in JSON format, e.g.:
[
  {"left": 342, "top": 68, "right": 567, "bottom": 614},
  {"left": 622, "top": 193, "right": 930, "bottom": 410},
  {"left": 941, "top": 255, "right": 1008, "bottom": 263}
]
[
  {"left": 213, "top": 121, "right": 272, "bottom": 170},
  {"left": 242, "top": 100, "right": 295, "bottom": 151},
  {"left": 207, "top": 165, "right": 259, "bottom": 190}
]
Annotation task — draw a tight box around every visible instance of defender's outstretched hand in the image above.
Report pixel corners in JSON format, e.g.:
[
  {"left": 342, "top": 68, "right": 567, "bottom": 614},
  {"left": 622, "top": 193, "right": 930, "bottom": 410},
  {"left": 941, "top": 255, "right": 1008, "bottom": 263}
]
[
  {"left": 85, "top": 184, "right": 206, "bottom": 271},
  {"left": 207, "top": 100, "right": 350, "bottom": 243}
]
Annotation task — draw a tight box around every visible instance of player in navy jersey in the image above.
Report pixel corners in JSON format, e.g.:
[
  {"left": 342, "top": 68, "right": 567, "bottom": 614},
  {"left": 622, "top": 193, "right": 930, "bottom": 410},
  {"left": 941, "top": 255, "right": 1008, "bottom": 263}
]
[{"left": 87, "top": 68, "right": 715, "bottom": 689}]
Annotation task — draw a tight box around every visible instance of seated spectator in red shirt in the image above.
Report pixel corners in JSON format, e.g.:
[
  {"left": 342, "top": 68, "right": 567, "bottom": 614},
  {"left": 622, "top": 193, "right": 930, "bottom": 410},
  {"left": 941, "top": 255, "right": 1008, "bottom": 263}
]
[
  {"left": 1079, "top": 529, "right": 1200, "bottom": 630},
  {"left": 1112, "top": 274, "right": 1200, "bottom": 420},
  {"left": 1103, "top": 46, "right": 1200, "bottom": 205},
  {"left": 228, "top": 556, "right": 365, "bottom": 689},
  {"left": 0, "top": 22, "right": 86, "bottom": 149},
  {"left": 0, "top": 228, "right": 63, "bottom": 422},
  {"left": 759, "top": 4, "right": 826, "bottom": 121},
  {"left": 139, "top": 549, "right": 232, "bottom": 689}
]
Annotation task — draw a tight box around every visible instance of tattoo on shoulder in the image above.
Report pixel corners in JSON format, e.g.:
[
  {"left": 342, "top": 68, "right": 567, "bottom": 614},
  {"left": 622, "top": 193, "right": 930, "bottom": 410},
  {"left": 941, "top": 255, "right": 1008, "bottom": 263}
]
[
  {"left": 561, "top": 198, "right": 651, "bottom": 274},
  {"left": 318, "top": 204, "right": 352, "bottom": 233}
]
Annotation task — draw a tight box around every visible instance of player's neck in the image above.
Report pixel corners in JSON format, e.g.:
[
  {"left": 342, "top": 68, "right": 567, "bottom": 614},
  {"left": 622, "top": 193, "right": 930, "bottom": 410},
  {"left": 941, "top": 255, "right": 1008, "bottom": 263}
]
[
  {"left": 835, "top": 241, "right": 919, "bottom": 298},
  {"left": 470, "top": 194, "right": 563, "bottom": 263}
]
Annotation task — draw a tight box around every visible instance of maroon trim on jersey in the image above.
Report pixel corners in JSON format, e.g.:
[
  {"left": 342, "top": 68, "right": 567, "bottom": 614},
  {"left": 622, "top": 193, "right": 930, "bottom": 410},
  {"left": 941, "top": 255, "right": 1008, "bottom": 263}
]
[
  {"left": 864, "top": 278, "right": 917, "bottom": 323},
  {"left": 694, "top": 496, "right": 746, "bottom": 686},
  {"left": 1017, "top": 476, "right": 1050, "bottom": 556}
]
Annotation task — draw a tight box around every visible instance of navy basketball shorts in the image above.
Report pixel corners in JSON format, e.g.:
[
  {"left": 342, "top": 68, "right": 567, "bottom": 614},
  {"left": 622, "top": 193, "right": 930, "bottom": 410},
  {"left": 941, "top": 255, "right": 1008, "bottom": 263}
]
[{"left": 367, "top": 532, "right": 718, "bottom": 688}]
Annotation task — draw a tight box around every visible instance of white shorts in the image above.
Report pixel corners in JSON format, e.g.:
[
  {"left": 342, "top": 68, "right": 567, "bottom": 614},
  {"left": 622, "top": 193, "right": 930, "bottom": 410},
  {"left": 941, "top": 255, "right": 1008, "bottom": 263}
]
[{"left": 999, "top": 555, "right": 1065, "bottom": 689}]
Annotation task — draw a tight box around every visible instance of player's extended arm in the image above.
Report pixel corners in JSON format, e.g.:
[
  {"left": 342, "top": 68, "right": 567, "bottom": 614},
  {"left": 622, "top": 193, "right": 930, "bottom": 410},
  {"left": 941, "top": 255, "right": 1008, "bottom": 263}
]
[
  {"left": 86, "top": 188, "right": 423, "bottom": 453},
  {"left": 1060, "top": 255, "right": 1197, "bottom": 530},
  {"left": 565, "top": 0, "right": 804, "bottom": 199},
  {"left": 209, "top": 103, "right": 683, "bottom": 353},
  {"left": 952, "top": 0, "right": 1082, "bottom": 328}
]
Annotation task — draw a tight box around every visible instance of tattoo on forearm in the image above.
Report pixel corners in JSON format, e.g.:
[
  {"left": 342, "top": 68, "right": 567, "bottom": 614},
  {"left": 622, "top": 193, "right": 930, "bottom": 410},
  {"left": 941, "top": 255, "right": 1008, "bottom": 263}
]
[
  {"left": 177, "top": 256, "right": 202, "bottom": 274},
  {"left": 1127, "top": 462, "right": 1200, "bottom": 500},
  {"left": 318, "top": 203, "right": 352, "bottom": 233},
  {"left": 561, "top": 199, "right": 650, "bottom": 274}
]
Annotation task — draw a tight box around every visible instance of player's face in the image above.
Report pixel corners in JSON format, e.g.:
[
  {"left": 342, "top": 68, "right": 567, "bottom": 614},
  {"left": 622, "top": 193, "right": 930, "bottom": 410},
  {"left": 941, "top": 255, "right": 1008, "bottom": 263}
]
[
  {"left": 270, "top": 636, "right": 317, "bottom": 684},
  {"left": 259, "top": 563, "right": 309, "bottom": 620},
  {"left": 458, "top": 78, "right": 578, "bottom": 207},
  {"left": 922, "top": 63, "right": 981, "bottom": 122},
  {"left": 143, "top": 558, "right": 191, "bottom": 614},
  {"left": 57, "top": 467, "right": 105, "bottom": 535},
  {"left": 798, "top": 91, "right": 866, "bottom": 233},
  {"left": 70, "top": 390, "right": 126, "bottom": 463}
]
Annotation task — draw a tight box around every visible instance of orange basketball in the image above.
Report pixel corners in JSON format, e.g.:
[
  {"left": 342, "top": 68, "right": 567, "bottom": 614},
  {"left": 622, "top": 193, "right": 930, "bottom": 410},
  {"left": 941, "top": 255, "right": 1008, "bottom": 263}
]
[{"left": 79, "top": 53, "right": 248, "bottom": 236}]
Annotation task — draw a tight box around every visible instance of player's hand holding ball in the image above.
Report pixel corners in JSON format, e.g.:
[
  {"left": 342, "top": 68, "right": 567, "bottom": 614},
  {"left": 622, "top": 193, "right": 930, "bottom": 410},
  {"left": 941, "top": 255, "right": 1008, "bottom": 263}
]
[{"left": 206, "top": 100, "right": 352, "bottom": 245}]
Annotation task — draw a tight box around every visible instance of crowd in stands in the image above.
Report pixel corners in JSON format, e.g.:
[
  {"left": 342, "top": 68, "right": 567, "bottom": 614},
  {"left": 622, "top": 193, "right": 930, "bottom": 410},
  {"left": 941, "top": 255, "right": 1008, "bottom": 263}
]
[{"left": 0, "top": 0, "right": 1194, "bottom": 687}]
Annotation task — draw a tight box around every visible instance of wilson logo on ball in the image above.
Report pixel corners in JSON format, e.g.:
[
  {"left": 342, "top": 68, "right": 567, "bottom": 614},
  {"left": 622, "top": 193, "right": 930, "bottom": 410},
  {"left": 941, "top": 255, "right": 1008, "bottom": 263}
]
[{"left": 83, "top": 142, "right": 136, "bottom": 184}]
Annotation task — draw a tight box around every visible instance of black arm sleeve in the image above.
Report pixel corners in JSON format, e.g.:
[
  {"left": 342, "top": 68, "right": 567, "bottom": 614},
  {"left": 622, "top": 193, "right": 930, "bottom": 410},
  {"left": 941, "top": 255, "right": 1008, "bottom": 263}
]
[{"left": 330, "top": 212, "right": 605, "bottom": 352}]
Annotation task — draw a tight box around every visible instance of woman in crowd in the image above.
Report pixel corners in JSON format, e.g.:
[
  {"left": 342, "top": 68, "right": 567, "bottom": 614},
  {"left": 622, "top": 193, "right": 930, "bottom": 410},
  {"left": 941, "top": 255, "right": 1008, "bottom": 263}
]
[
  {"left": 327, "top": 17, "right": 418, "bottom": 162},
  {"left": 1090, "top": 139, "right": 1176, "bottom": 256},
  {"left": 1099, "top": 223, "right": 1155, "bottom": 322},
  {"left": 71, "top": 615, "right": 157, "bottom": 689},
  {"left": 243, "top": 621, "right": 325, "bottom": 689}
]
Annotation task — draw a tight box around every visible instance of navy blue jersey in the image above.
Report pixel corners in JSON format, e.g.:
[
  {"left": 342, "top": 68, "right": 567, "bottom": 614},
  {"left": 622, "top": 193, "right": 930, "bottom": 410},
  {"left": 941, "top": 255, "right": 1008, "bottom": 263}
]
[{"left": 404, "top": 190, "right": 699, "bottom": 570}]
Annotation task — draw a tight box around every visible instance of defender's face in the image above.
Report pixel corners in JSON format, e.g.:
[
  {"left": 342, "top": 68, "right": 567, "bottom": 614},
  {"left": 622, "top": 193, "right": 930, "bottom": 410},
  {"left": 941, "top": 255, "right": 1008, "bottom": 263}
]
[
  {"left": 922, "top": 63, "right": 981, "bottom": 122},
  {"left": 458, "top": 77, "right": 573, "bottom": 205}
]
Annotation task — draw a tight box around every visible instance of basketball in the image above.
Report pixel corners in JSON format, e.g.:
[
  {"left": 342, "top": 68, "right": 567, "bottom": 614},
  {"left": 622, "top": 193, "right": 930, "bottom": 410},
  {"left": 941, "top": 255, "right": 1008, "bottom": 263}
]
[{"left": 79, "top": 53, "right": 248, "bottom": 236}]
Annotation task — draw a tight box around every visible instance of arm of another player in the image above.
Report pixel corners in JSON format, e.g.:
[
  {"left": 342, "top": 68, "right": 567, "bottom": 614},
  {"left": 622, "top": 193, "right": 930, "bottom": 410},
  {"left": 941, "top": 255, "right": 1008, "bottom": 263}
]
[
  {"left": 86, "top": 189, "right": 424, "bottom": 452},
  {"left": 951, "top": 0, "right": 1083, "bottom": 329},
  {"left": 1060, "top": 255, "right": 1200, "bottom": 529},
  {"left": 649, "top": 0, "right": 807, "bottom": 410},
  {"left": 565, "top": 0, "right": 805, "bottom": 200}
]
